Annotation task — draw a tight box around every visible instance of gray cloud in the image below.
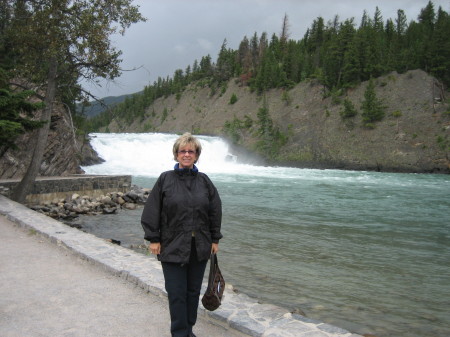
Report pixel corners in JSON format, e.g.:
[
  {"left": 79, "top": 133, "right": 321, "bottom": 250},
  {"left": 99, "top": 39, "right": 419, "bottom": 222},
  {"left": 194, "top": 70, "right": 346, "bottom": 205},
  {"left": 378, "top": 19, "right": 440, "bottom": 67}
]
[{"left": 82, "top": 0, "right": 450, "bottom": 98}]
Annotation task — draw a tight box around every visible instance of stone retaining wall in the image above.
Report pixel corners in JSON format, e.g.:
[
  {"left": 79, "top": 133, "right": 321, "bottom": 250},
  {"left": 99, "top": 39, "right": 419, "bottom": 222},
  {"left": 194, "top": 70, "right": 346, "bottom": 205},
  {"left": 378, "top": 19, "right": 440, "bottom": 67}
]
[{"left": 0, "top": 175, "right": 131, "bottom": 205}]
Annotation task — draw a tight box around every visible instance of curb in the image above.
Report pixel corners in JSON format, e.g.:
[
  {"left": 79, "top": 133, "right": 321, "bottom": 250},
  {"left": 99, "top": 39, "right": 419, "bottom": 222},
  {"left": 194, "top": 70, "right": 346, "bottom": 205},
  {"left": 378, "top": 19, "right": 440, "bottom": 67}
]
[{"left": 0, "top": 195, "right": 361, "bottom": 337}]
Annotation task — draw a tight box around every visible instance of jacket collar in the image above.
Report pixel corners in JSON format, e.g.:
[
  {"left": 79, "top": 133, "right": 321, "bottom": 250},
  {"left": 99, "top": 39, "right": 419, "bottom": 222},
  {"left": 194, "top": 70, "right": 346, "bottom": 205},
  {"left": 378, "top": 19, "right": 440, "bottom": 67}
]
[{"left": 174, "top": 163, "right": 198, "bottom": 176}]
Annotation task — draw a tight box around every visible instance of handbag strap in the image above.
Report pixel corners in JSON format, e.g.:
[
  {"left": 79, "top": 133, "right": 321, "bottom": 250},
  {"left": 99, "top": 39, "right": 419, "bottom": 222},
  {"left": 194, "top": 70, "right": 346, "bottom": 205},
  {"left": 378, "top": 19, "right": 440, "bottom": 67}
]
[{"left": 207, "top": 253, "right": 217, "bottom": 289}]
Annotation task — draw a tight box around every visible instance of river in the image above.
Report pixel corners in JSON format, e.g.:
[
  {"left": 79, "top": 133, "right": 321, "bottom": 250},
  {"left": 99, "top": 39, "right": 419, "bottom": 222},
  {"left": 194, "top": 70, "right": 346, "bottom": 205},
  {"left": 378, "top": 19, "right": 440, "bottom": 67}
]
[{"left": 80, "top": 132, "right": 450, "bottom": 337}]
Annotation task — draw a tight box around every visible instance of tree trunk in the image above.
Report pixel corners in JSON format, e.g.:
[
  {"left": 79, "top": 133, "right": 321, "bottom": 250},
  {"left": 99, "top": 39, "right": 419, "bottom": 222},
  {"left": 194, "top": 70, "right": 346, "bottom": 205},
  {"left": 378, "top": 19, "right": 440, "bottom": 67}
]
[{"left": 11, "top": 58, "right": 58, "bottom": 204}]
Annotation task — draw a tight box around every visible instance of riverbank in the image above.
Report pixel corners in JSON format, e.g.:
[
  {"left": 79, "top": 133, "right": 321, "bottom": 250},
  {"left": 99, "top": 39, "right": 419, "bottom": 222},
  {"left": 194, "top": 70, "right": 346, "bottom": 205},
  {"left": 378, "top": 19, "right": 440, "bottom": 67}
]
[{"left": 0, "top": 194, "right": 361, "bottom": 337}]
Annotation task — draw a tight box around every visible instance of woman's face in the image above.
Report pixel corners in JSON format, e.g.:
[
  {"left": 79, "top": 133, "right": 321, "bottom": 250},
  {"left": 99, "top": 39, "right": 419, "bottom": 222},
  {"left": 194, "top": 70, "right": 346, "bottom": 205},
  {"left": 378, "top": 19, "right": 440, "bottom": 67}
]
[{"left": 176, "top": 144, "right": 198, "bottom": 169}]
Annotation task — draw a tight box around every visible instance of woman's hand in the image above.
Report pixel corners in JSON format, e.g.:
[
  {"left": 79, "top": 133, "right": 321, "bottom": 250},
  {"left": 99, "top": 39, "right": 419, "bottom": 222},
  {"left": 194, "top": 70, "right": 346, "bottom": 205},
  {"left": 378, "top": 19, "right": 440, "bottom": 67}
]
[
  {"left": 211, "top": 243, "right": 219, "bottom": 254},
  {"left": 149, "top": 242, "right": 161, "bottom": 255}
]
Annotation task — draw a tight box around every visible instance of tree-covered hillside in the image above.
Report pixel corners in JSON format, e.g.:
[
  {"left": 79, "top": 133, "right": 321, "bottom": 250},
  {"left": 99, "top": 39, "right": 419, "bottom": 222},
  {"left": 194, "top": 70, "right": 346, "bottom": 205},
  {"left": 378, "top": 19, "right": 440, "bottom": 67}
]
[{"left": 87, "top": 1, "right": 450, "bottom": 132}]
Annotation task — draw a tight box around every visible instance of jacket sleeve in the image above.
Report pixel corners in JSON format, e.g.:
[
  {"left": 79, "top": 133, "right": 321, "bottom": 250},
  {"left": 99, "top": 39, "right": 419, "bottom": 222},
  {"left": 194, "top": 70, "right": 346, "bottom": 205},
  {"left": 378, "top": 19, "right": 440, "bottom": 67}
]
[
  {"left": 141, "top": 174, "right": 164, "bottom": 243},
  {"left": 205, "top": 175, "right": 223, "bottom": 243}
]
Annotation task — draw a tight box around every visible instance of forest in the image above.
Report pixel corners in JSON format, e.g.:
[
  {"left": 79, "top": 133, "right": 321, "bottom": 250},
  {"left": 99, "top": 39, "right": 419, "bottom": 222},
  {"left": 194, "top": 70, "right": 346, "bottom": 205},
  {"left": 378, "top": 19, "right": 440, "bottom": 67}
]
[{"left": 85, "top": 1, "right": 450, "bottom": 131}]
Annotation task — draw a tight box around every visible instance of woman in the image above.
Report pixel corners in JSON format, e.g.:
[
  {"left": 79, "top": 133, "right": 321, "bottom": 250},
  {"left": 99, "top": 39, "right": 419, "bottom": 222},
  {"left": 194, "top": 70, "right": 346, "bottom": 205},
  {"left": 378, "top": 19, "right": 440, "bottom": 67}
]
[{"left": 141, "top": 132, "right": 222, "bottom": 337}]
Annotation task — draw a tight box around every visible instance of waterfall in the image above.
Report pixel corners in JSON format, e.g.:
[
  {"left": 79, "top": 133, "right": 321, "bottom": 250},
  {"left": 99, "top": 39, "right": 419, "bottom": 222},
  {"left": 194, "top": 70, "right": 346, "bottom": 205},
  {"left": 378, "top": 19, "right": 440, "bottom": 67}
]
[{"left": 82, "top": 133, "right": 244, "bottom": 177}]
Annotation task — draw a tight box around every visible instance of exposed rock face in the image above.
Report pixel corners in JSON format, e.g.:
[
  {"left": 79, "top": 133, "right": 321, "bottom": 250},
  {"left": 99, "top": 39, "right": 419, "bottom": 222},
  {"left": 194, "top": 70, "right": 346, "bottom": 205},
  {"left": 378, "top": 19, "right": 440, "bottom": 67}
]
[
  {"left": 105, "top": 69, "right": 449, "bottom": 174},
  {"left": 79, "top": 135, "right": 105, "bottom": 166},
  {"left": 0, "top": 102, "right": 103, "bottom": 179}
]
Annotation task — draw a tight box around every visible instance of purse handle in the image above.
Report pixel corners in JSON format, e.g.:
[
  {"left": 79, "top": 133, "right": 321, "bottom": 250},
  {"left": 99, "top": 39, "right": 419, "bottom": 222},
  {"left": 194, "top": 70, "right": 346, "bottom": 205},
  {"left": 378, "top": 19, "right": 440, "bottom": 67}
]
[{"left": 207, "top": 252, "right": 218, "bottom": 289}]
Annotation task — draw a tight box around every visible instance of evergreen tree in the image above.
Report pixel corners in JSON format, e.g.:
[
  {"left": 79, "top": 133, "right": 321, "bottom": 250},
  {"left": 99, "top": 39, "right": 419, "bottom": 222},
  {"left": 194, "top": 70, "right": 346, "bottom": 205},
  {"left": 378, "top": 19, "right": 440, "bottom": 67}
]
[
  {"left": 250, "top": 32, "right": 260, "bottom": 70},
  {"left": 199, "top": 55, "right": 213, "bottom": 77},
  {"left": 388, "top": 10, "right": 409, "bottom": 72},
  {"left": 0, "top": 78, "right": 45, "bottom": 154},
  {"left": 429, "top": 7, "right": 450, "bottom": 85},
  {"left": 280, "top": 13, "right": 290, "bottom": 44},
  {"left": 216, "top": 39, "right": 234, "bottom": 82},
  {"left": 285, "top": 40, "right": 302, "bottom": 83},
  {"left": 396, "top": 9, "right": 408, "bottom": 36},
  {"left": 418, "top": 1, "right": 436, "bottom": 72},
  {"left": 237, "top": 36, "right": 252, "bottom": 74},
  {"left": 259, "top": 32, "right": 268, "bottom": 59},
  {"left": 185, "top": 65, "right": 191, "bottom": 82},
  {"left": 361, "top": 78, "right": 385, "bottom": 126},
  {"left": 340, "top": 98, "right": 358, "bottom": 118},
  {"left": 308, "top": 17, "right": 325, "bottom": 69},
  {"left": 172, "top": 69, "right": 184, "bottom": 93},
  {"left": 342, "top": 39, "right": 361, "bottom": 86}
]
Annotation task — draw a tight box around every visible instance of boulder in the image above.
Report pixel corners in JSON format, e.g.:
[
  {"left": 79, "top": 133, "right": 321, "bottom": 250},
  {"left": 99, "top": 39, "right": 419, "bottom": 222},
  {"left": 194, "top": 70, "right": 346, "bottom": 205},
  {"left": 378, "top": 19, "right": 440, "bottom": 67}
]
[
  {"left": 123, "top": 202, "right": 136, "bottom": 210},
  {"left": 126, "top": 191, "right": 139, "bottom": 201},
  {"left": 100, "top": 195, "right": 112, "bottom": 204},
  {"left": 102, "top": 207, "right": 117, "bottom": 214}
]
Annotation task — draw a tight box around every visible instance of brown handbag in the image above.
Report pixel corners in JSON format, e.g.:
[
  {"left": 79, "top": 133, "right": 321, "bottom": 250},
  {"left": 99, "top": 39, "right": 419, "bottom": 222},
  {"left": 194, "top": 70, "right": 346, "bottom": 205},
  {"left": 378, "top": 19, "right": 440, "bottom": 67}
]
[{"left": 201, "top": 253, "right": 225, "bottom": 311}]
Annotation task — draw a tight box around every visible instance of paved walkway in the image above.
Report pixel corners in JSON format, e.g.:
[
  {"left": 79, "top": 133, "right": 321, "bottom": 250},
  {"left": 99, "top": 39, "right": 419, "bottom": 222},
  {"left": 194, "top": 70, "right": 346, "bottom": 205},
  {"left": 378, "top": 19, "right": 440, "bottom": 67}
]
[
  {"left": 0, "top": 195, "right": 361, "bottom": 337},
  {"left": 0, "top": 215, "right": 246, "bottom": 337}
]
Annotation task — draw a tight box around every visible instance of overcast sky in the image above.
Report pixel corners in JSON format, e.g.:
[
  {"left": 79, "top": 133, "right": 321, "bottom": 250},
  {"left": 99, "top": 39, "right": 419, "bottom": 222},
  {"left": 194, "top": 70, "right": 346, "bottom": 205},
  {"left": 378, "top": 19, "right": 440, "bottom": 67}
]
[{"left": 82, "top": 0, "right": 450, "bottom": 99}]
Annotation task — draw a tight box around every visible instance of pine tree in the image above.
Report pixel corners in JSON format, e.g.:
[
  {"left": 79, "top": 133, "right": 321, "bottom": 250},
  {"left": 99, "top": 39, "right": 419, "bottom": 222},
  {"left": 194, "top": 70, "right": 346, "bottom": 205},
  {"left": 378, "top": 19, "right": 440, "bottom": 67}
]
[
  {"left": 429, "top": 7, "right": 450, "bottom": 85},
  {"left": 361, "top": 78, "right": 385, "bottom": 126},
  {"left": 0, "top": 82, "right": 44, "bottom": 155},
  {"left": 390, "top": 10, "right": 409, "bottom": 72},
  {"left": 237, "top": 36, "right": 252, "bottom": 74},
  {"left": 418, "top": 1, "right": 436, "bottom": 72},
  {"left": 199, "top": 55, "right": 213, "bottom": 77},
  {"left": 342, "top": 40, "right": 361, "bottom": 86},
  {"left": 216, "top": 39, "right": 231, "bottom": 82},
  {"left": 340, "top": 98, "right": 358, "bottom": 118}
]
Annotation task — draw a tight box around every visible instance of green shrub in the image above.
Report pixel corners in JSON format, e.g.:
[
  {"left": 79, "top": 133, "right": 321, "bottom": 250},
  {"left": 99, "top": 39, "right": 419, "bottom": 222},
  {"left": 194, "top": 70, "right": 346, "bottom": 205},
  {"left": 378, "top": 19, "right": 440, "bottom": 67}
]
[
  {"left": 143, "top": 122, "right": 153, "bottom": 131},
  {"left": 436, "top": 135, "right": 448, "bottom": 150},
  {"left": 387, "top": 74, "right": 396, "bottom": 82},
  {"left": 223, "top": 116, "right": 243, "bottom": 143},
  {"left": 243, "top": 115, "right": 253, "bottom": 129},
  {"left": 392, "top": 110, "right": 402, "bottom": 118},
  {"left": 220, "top": 83, "right": 228, "bottom": 96},
  {"left": 229, "top": 93, "right": 238, "bottom": 104},
  {"left": 363, "top": 122, "right": 375, "bottom": 129},
  {"left": 340, "top": 98, "right": 358, "bottom": 119},
  {"left": 330, "top": 88, "right": 344, "bottom": 105},
  {"left": 281, "top": 90, "right": 292, "bottom": 105},
  {"left": 161, "top": 108, "right": 168, "bottom": 123}
]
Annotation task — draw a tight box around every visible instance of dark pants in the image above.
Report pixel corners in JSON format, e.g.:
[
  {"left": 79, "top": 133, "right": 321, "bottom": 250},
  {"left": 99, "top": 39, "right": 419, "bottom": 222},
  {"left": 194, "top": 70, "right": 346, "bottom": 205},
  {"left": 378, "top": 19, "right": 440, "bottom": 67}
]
[{"left": 161, "top": 238, "right": 207, "bottom": 337}]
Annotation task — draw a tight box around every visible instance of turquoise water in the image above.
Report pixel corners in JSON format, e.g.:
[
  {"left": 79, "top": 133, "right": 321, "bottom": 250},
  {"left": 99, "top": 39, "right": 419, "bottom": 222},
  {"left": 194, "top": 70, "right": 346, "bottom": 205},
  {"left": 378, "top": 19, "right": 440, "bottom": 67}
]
[{"left": 81, "top": 133, "right": 450, "bottom": 337}]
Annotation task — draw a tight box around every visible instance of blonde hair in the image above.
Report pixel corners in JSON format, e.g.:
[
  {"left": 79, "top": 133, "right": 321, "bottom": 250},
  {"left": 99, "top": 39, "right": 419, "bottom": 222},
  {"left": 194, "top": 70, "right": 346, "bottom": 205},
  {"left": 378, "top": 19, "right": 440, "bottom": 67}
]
[{"left": 172, "top": 132, "right": 202, "bottom": 163}]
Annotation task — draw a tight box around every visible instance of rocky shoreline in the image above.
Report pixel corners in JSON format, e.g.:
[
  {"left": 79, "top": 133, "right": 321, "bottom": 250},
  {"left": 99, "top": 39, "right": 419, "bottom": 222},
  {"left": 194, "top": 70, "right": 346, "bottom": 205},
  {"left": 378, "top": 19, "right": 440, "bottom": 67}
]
[{"left": 29, "top": 185, "right": 149, "bottom": 221}]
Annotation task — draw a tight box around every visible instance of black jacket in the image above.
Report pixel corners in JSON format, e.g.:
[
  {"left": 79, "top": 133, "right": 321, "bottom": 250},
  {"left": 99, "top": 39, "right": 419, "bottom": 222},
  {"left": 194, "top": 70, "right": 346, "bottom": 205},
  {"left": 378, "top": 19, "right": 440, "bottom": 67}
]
[{"left": 141, "top": 166, "right": 222, "bottom": 263}]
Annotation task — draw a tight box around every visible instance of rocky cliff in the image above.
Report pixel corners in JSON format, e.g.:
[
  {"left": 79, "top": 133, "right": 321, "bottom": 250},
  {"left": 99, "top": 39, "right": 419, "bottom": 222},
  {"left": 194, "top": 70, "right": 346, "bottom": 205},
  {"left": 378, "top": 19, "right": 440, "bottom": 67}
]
[
  {"left": 0, "top": 101, "right": 103, "bottom": 179},
  {"left": 105, "top": 70, "right": 449, "bottom": 174}
]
